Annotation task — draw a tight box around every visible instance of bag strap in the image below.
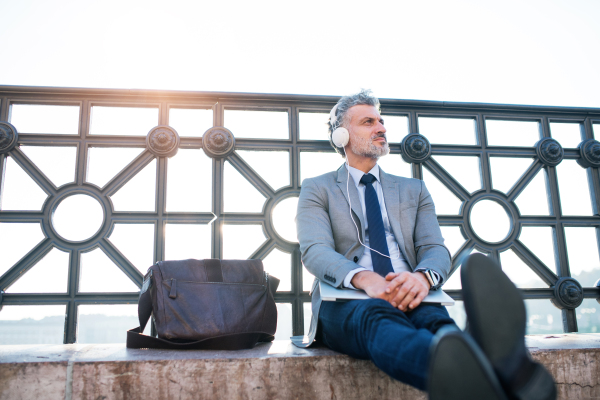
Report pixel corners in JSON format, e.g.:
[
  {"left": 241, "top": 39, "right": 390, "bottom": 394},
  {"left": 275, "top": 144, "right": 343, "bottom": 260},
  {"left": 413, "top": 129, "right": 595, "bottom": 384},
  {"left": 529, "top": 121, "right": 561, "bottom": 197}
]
[{"left": 126, "top": 328, "right": 274, "bottom": 350}]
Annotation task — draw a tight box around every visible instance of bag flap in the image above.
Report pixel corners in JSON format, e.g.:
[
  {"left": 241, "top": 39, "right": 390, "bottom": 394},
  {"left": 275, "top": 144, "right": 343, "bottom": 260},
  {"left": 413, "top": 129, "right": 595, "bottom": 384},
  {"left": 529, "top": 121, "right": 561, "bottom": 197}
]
[{"left": 156, "top": 259, "right": 266, "bottom": 284}]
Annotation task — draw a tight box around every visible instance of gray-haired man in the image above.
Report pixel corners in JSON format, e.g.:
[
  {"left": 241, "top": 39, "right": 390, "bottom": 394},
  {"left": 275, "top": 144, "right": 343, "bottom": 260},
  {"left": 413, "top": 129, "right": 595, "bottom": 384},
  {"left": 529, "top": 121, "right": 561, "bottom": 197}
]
[{"left": 293, "top": 89, "right": 556, "bottom": 399}]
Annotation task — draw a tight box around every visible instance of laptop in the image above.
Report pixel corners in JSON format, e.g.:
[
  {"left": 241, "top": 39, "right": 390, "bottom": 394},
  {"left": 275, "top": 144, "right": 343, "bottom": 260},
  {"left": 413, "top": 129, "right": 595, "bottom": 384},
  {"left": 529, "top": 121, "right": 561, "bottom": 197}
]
[{"left": 319, "top": 281, "right": 455, "bottom": 306}]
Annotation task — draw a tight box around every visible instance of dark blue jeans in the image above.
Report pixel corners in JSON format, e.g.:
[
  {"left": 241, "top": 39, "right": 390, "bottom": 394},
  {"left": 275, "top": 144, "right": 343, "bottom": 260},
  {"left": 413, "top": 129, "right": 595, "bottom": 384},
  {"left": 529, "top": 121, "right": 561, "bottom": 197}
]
[{"left": 318, "top": 298, "right": 456, "bottom": 391}]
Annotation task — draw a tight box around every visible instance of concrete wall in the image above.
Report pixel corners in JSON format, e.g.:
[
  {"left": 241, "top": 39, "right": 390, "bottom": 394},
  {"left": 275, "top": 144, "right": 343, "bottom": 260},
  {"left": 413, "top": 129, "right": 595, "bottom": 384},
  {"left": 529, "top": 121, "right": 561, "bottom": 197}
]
[{"left": 1, "top": 335, "right": 599, "bottom": 400}]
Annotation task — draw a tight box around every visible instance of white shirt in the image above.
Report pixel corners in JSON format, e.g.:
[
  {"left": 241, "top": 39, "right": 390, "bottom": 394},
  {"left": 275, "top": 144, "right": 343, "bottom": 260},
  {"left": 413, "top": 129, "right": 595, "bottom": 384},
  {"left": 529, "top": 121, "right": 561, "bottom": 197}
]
[
  {"left": 342, "top": 164, "right": 441, "bottom": 288},
  {"left": 343, "top": 164, "right": 411, "bottom": 288}
]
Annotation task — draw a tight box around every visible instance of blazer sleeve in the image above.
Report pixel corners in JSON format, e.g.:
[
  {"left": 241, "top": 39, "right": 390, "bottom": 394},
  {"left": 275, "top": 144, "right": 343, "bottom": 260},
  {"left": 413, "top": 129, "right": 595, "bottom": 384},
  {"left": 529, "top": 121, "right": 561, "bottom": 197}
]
[
  {"left": 413, "top": 180, "right": 452, "bottom": 283},
  {"left": 296, "top": 178, "right": 360, "bottom": 288}
]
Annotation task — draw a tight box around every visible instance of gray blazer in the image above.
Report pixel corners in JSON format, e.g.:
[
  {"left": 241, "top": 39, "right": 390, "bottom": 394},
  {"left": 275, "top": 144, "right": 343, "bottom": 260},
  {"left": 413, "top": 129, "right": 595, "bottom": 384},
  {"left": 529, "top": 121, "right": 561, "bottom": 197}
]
[{"left": 291, "top": 163, "right": 451, "bottom": 347}]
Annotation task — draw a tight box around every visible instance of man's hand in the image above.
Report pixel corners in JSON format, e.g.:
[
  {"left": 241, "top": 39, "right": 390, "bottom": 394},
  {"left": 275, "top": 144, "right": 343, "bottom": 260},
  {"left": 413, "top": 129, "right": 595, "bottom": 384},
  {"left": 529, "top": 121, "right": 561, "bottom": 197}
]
[
  {"left": 351, "top": 270, "right": 431, "bottom": 311},
  {"left": 385, "top": 271, "right": 431, "bottom": 311},
  {"left": 350, "top": 271, "right": 393, "bottom": 301}
]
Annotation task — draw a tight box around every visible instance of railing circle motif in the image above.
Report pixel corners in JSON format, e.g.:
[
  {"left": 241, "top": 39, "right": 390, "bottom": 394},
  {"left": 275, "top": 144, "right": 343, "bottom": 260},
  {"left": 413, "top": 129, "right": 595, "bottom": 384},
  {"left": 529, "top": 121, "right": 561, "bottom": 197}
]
[
  {"left": 461, "top": 192, "right": 520, "bottom": 250},
  {"left": 52, "top": 194, "right": 104, "bottom": 242},
  {"left": 272, "top": 196, "right": 299, "bottom": 244},
  {"left": 263, "top": 189, "right": 301, "bottom": 248},
  {"left": 43, "top": 184, "right": 112, "bottom": 249},
  {"left": 468, "top": 198, "right": 513, "bottom": 244}
]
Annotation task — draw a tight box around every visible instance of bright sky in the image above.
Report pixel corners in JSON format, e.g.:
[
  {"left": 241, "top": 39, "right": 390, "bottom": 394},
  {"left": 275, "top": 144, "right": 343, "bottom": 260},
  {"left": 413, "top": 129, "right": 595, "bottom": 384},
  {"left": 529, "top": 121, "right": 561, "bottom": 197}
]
[
  {"left": 1, "top": 0, "right": 600, "bottom": 339},
  {"left": 1, "top": 0, "right": 599, "bottom": 107}
]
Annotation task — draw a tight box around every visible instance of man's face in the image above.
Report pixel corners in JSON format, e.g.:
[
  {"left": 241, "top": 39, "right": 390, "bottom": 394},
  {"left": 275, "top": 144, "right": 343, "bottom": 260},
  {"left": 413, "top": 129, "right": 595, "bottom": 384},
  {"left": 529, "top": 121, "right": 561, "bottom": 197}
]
[{"left": 345, "top": 104, "right": 389, "bottom": 159}]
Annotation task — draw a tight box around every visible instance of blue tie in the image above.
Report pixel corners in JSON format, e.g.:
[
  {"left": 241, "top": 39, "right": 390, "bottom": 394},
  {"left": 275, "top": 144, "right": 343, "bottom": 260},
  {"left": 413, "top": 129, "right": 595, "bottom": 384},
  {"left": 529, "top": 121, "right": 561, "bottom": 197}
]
[{"left": 360, "top": 173, "right": 394, "bottom": 277}]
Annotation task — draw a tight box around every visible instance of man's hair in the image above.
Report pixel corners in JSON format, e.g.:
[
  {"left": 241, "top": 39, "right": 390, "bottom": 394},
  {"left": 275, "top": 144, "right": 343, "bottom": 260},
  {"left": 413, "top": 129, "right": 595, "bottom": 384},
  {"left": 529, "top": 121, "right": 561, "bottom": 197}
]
[{"left": 328, "top": 89, "right": 381, "bottom": 157}]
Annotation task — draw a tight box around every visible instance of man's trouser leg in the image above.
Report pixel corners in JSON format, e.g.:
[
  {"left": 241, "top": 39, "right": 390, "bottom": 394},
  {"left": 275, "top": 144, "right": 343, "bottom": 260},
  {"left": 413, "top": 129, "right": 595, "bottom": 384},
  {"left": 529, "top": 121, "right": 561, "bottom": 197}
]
[{"left": 318, "top": 298, "right": 456, "bottom": 390}]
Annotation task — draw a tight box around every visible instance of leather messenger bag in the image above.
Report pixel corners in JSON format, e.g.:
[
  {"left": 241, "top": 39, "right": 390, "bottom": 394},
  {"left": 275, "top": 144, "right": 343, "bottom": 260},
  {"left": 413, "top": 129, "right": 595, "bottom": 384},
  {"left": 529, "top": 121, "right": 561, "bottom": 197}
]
[{"left": 127, "top": 259, "right": 279, "bottom": 350}]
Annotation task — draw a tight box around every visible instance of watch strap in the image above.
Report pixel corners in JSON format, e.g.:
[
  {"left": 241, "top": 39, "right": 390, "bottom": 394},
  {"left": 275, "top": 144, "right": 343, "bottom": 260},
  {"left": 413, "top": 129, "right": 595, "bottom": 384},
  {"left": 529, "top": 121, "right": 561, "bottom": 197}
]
[{"left": 418, "top": 268, "right": 441, "bottom": 290}]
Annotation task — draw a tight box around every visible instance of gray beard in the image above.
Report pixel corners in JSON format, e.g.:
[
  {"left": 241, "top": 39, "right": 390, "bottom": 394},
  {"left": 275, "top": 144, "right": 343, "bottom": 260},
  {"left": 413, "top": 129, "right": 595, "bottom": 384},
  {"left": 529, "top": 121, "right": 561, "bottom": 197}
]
[{"left": 350, "top": 134, "right": 390, "bottom": 159}]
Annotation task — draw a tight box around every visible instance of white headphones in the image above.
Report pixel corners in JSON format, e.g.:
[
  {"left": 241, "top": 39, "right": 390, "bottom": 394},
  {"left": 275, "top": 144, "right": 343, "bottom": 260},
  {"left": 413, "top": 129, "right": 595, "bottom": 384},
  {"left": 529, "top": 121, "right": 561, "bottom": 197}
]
[{"left": 330, "top": 103, "right": 349, "bottom": 148}]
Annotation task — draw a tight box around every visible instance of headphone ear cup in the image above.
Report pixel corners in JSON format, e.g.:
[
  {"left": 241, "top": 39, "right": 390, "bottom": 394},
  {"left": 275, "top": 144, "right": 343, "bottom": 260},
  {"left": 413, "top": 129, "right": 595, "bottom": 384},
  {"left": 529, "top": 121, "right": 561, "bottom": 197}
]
[{"left": 332, "top": 127, "right": 349, "bottom": 147}]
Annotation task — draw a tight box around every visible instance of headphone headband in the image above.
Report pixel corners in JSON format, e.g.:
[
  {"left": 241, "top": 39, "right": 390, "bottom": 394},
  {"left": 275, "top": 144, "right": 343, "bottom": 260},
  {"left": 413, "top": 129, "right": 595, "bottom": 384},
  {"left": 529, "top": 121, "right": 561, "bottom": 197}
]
[{"left": 330, "top": 103, "right": 340, "bottom": 128}]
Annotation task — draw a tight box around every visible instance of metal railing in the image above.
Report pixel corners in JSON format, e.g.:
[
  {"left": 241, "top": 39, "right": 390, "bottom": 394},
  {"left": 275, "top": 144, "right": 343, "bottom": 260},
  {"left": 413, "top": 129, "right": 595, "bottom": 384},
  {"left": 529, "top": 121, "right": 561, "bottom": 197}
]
[{"left": 1, "top": 85, "right": 599, "bottom": 343}]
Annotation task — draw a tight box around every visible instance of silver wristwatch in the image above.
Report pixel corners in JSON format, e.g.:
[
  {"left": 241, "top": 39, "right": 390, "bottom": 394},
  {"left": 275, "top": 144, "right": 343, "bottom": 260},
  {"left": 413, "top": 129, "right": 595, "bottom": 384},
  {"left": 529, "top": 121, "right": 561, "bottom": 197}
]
[{"left": 422, "top": 269, "right": 440, "bottom": 290}]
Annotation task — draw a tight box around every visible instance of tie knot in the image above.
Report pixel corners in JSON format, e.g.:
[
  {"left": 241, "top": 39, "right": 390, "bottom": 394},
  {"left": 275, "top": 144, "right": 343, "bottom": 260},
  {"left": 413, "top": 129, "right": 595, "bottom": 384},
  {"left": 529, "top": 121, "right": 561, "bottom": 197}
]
[{"left": 360, "top": 173, "right": 377, "bottom": 185}]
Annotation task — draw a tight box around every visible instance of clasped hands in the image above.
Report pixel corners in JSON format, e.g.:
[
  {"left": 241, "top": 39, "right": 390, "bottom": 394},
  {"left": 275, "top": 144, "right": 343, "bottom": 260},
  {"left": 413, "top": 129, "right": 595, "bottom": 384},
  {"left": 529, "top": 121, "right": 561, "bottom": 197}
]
[{"left": 350, "top": 270, "right": 431, "bottom": 312}]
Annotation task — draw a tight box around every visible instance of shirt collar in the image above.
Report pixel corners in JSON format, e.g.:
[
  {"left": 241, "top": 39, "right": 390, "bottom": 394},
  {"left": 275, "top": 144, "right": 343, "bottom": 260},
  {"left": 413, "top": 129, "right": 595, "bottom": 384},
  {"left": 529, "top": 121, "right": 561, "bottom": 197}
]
[{"left": 346, "top": 163, "right": 380, "bottom": 188}]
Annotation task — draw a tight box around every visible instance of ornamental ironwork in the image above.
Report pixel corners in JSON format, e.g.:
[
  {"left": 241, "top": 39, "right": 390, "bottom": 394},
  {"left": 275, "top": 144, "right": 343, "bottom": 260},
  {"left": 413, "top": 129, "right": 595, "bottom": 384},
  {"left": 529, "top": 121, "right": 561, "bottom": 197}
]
[
  {"left": 577, "top": 138, "right": 600, "bottom": 168},
  {"left": 146, "top": 126, "right": 180, "bottom": 158},
  {"left": 0, "top": 86, "right": 599, "bottom": 343},
  {"left": 202, "top": 126, "right": 235, "bottom": 158},
  {"left": 0, "top": 122, "right": 18, "bottom": 154},
  {"left": 401, "top": 133, "right": 431, "bottom": 163},
  {"left": 552, "top": 277, "right": 584, "bottom": 309},
  {"left": 535, "top": 138, "right": 564, "bottom": 167}
]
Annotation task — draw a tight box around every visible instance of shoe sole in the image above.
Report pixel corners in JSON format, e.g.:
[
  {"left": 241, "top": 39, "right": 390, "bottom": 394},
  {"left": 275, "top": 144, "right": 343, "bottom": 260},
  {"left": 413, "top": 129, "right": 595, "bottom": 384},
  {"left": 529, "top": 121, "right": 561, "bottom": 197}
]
[
  {"left": 461, "top": 253, "right": 556, "bottom": 400},
  {"left": 429, "top": 327, "right": 508, "bottom": 400}
]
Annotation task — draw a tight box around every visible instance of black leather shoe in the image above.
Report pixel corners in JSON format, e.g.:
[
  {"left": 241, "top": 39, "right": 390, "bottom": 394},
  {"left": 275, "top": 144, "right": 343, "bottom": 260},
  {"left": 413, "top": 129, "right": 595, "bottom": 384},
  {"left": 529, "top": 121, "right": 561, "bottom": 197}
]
[
  {"left": 461, "top": 253, "right": 557, "bottom": 400},
  {"left": 429, "top": 326, "right": 508, "bottom": 400}
]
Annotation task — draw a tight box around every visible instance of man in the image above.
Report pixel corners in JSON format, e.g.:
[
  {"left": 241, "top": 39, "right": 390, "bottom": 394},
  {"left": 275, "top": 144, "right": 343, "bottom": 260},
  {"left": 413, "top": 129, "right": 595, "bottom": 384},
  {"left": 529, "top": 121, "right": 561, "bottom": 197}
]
[{"left": 293, "top": 90, "right": 556, "bottom": 399}]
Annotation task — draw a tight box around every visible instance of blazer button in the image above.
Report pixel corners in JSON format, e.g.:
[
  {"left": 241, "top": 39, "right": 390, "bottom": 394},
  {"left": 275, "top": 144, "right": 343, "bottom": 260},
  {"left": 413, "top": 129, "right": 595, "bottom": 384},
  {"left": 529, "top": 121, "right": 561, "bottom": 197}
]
[{"left": 353, "top": 256, "right": 359, "bottom": 262}]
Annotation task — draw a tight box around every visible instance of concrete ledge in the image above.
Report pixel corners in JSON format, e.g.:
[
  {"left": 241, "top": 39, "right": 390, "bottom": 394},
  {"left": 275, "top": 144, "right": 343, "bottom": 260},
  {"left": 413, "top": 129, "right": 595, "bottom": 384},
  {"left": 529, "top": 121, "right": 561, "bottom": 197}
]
[{"left": 1, "top": 334, "right": 599, "bottom": 400}]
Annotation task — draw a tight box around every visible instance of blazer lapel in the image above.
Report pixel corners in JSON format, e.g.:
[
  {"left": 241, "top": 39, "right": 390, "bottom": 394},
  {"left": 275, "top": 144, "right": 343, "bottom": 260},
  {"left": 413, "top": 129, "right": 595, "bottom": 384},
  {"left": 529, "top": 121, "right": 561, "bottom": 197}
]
[
  {"left": 380, "top": 169, "right": 413, "bottom": 268},
  {"left": 337, "top": 165, "right": 366, "bottom": 240}
]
